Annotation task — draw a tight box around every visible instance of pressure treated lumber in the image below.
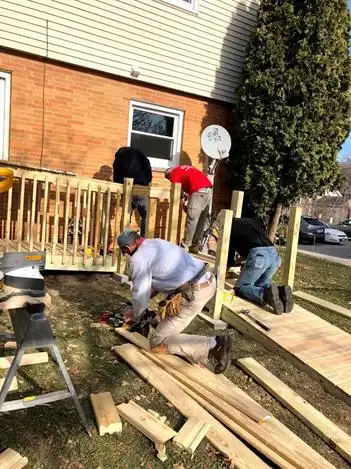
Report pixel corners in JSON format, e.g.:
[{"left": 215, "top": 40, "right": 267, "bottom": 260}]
[
  {"left": 0, "top": 352, "right": 48, "bottom": 370},
  {"left": 173, "top": 417, "right": 210, "bottom": 454},
  {"left": 222, "top": 298, "right": 351, "bottom": 406},
  {"left": 213, "top": 209, "right": 233, "bottom": 319},
  {"left": 283, "top": 206, "right": 301, "bottom": 288},
  {"left": 90, "top": 392, "right": 122, "bottom": 436},
  {"left": 114, "top": 328, "right": 270, "bottom": 423},
  {"left": 145, "top": 351, "right": 336, "bottom": 469},
  {"left": 0, "top": 448, "right": 28, "bottom": 469},
  {"left": 0, "top": 376, "right": 18, "bottom": 392},
  {"left": 197, "top": 312, "right": 228, "bottom": 330},
  {"left": 294, "top": 291, "right": 351, "bottom": 319},
  {"left": 237, "top": 357, "right": 351, "bottom": 463},
  {"left": 230, "top": 190, "right": 244, "bottom": 218},
  {"left": 115, "top": 327, "right": 150, "bottom": 351},
  {"left": 113, "top": 343, "right": 269, "bottom": 469},
  {"left": 117, "top": 400, "right": 176, "bottom": 461}
]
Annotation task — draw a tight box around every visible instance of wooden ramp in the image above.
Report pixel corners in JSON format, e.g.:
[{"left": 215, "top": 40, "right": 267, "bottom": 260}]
[{"left": 222, "top": 297, "right": 351, "bottom": 406}]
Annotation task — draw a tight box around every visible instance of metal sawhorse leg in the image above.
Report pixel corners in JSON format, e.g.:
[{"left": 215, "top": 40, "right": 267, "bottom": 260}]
[{"left": 0, "top": 300, "right": 92, "bottom": 436}]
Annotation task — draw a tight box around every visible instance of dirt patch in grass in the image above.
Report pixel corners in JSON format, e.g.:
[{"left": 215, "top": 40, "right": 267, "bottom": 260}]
[{"left": 0, "top": 257, "right": 350, "bottom": 469}]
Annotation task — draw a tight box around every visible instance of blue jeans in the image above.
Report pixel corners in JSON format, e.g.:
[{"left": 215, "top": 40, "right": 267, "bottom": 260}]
[{"left": 235, "top": 247, "right": 281, "bottom": 305}]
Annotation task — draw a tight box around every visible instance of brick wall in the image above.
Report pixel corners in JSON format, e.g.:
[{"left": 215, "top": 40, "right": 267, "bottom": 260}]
[{"left": 0, "top": 50, "right": 233, "bottom": 213}]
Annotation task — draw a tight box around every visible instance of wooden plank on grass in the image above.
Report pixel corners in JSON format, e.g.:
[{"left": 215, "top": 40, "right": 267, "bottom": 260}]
[
  {"left": 118, "top": 400, "right": 176, "bottom": 443},
  {"left": 147, "top": 353, "right": 294, "bottom": 469},
  {"left": 0, "top": 352, "right": 48, "bottom": 370},
  {"left": 237, "top": 357, "right": 351, "bottom": 463},
  {"left": 0, "top": 376, "right": 18, "bottom": 392},
  {"left": 90, "top": 392, "right": 122, "bottom": 436},
  {"left": 118, "top": 400, "right": 176, "bottom": 462},
  {"left": 294, "top": 291, "right": 351, "bottom": 319},
  {"left": 147, "top": 351, "right": 336, "bottom": 469},
  {"left": 115, "top": 327, "right": 150, "bottom": 351},
  {"left": 173, "top": 417, "right": 210, "bottom": 454},
  {"left": 112, "top": 343, "right": 269, "bottom": 468},
  {"left": 0, "top": 448, "right": 28, "bottom": 469},
  {"left": 114, "top": 328, "right": 270, "bottom": 423}
]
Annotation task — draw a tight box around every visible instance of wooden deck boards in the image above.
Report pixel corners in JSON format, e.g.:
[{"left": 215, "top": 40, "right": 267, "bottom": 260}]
[{"left": 222, "top": 297, "right": 351, "bottom": 405}]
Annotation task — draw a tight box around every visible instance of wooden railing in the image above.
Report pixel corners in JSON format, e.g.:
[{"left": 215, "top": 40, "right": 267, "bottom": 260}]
[{"left": 0, "top": 163, "right": 183, "bottom": 272}]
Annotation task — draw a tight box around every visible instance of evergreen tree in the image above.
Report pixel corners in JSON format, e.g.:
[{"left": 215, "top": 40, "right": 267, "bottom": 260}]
[{"left": 229, "top": 0, "right": 351, "bottom": 237}]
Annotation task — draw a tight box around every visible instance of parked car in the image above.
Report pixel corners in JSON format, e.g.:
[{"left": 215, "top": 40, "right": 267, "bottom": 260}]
[
  {"left": 332, "top": 219, "right": 351, "bottom": 239},
  {"left": 315, "top": 220, "right": 348, "bottom": 244},
  {"left": 299, "top": 216, "right": 325, "bottom": 244}
]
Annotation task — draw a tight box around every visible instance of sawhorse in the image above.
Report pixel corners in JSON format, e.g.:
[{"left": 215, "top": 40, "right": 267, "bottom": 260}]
[{"left": 0, "top": 298, "right": 92, "bottom": 436}]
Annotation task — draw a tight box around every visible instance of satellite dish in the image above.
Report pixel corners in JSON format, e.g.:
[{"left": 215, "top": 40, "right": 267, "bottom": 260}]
[{"left": 201, "top": 125, "right": 231, "bottom": 160}]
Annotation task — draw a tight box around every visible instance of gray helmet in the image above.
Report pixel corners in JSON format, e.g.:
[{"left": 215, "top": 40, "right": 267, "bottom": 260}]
[{"left": 117, "top": 229, "right": 139, "bottom": 248}]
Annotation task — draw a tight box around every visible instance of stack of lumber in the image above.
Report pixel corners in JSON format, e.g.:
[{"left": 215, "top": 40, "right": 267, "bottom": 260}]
[
  {"left": 0, "top": 448, "right": 28, "bottom": 468},
  {"left": 113, "top": 328, "right": 339, "bottom": 469}
]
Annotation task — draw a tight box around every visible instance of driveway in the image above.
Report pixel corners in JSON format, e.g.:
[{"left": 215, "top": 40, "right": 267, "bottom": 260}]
[{"left": 298, "top": 241, "right": 351, "bottom": 266}]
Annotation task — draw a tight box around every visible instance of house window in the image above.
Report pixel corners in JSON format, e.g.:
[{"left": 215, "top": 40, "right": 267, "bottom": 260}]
[
  {"left": 0, "top": 72, "right": 11, "bottom": 160},
  {"left": 163, "top": 0, "right": 199, "bottom": 13},
  {"left": 128, "top": 101, "right": 184, "bottom": 170}
]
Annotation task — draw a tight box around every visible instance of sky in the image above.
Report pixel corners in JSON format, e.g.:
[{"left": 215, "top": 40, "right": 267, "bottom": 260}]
[{"left": 338, "top": 0, "right": 351, "bottom": 160}]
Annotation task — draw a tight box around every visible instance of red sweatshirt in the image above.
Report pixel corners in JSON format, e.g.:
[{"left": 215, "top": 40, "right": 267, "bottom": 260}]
[{"left": 168, "top": 165, "right": 212, "bottom": 196}]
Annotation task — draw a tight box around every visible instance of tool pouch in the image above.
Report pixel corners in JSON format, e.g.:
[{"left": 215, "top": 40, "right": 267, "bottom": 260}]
[{"left": 158, "top": 293, "right": 182, "bottom": 319}]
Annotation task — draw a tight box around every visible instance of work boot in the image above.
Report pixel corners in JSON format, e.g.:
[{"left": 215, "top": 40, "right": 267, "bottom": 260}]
[
  {"left": 209, "top": 335, "right": 233, "bottom": 374},
  {"left": 264, "top": 286, "right": 284, "bottom": 315},
  {"left": 278, "top": 285, "right": 294, "bottom": 313}
]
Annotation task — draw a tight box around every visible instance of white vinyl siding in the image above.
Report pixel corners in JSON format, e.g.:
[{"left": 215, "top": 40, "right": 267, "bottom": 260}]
[
  {"left": 0, "top": 0, "right": 259, "bottom": 103},
  {"left": 0, "top": 72, "right": 11, "bottom": 160}
]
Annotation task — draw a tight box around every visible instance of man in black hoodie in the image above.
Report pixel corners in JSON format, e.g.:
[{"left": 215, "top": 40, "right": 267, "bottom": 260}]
[{"left": 113, "top": 146, "right": 152, "bottom": 237}]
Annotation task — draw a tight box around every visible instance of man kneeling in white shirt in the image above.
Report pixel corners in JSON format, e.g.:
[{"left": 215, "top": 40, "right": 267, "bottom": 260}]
[{"left": 118, "top": 229, "right": 232, "bottom": 374}]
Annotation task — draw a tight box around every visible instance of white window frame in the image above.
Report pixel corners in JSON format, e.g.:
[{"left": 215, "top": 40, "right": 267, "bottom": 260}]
[
  {"left": 128, "top": 100, "right": 184, "bottom": 170},
  {"left": 162, "top": 0, "right": 199, "bottom": 13},
  {"left": 0, "top": 71, "right": 11, "bottom": 160}
]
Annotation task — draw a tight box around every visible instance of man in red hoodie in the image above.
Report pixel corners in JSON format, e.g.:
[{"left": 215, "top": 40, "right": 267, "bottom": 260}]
[{"left": 165, "top": 165, "right": 212, "bottom": 253}]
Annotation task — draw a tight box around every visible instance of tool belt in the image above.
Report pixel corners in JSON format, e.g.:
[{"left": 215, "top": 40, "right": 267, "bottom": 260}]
[{"left": 158, "top": 264, "right": 209, "bottom": 319}]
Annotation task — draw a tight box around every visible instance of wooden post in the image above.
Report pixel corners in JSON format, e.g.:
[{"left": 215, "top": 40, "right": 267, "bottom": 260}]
[
  {"left": 89, "top": 191, "right": 96, "bottom": 247},
  {"left": 5, "top": 186, "right": 13, "bottom": 250},
  {"left": 103, "top": 187, "right": 112, "bottom": 266},
  {"left": 83, "top": 184, "right": 92, "bottom": 266},
  {"left": 52, "top": 178, "right": 60, "bottom": 263},
  {"left": 283, "top": 206, "right": 301, "bottom": 289},
  {"left": 17, "top": 173, "right": 26, "bottom": 252},
  {"left": 111, "top": 190, "right": 121, "bottom": 267},
  {"left": 146, "top": 198, "right": 158, "bottom": 239},
  {"left": 29, "top": 174, "right": 37, "bottom": 251},
  {"left": 93, "top": 187, "right": 103, "bottom": 265},
  {"left": 72, "top": 183, "right": 81, "bottom": 265},
  {"left": 62, "top": 182, "right": 71, "bottom": 265},
  {"left": 81, "top": 189, "right": 87, "bottom": 248},
  {"left": 41, "top": 177, "right": 49, "bottom": 251},
  {"left": 118, "top": 178, "right": 133, "bottom": 273},
  {"left": 212, "top": 209, "right": 233, "bottom": 319},
  {"left": 121, "top": 178, "right": 133, "bottom": 230},
  {"left": 167, "top": 182, "right": 181, "bottom": 243},
  {"left": 231, "top": 190, "right": 244, "bottom": 218}
]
